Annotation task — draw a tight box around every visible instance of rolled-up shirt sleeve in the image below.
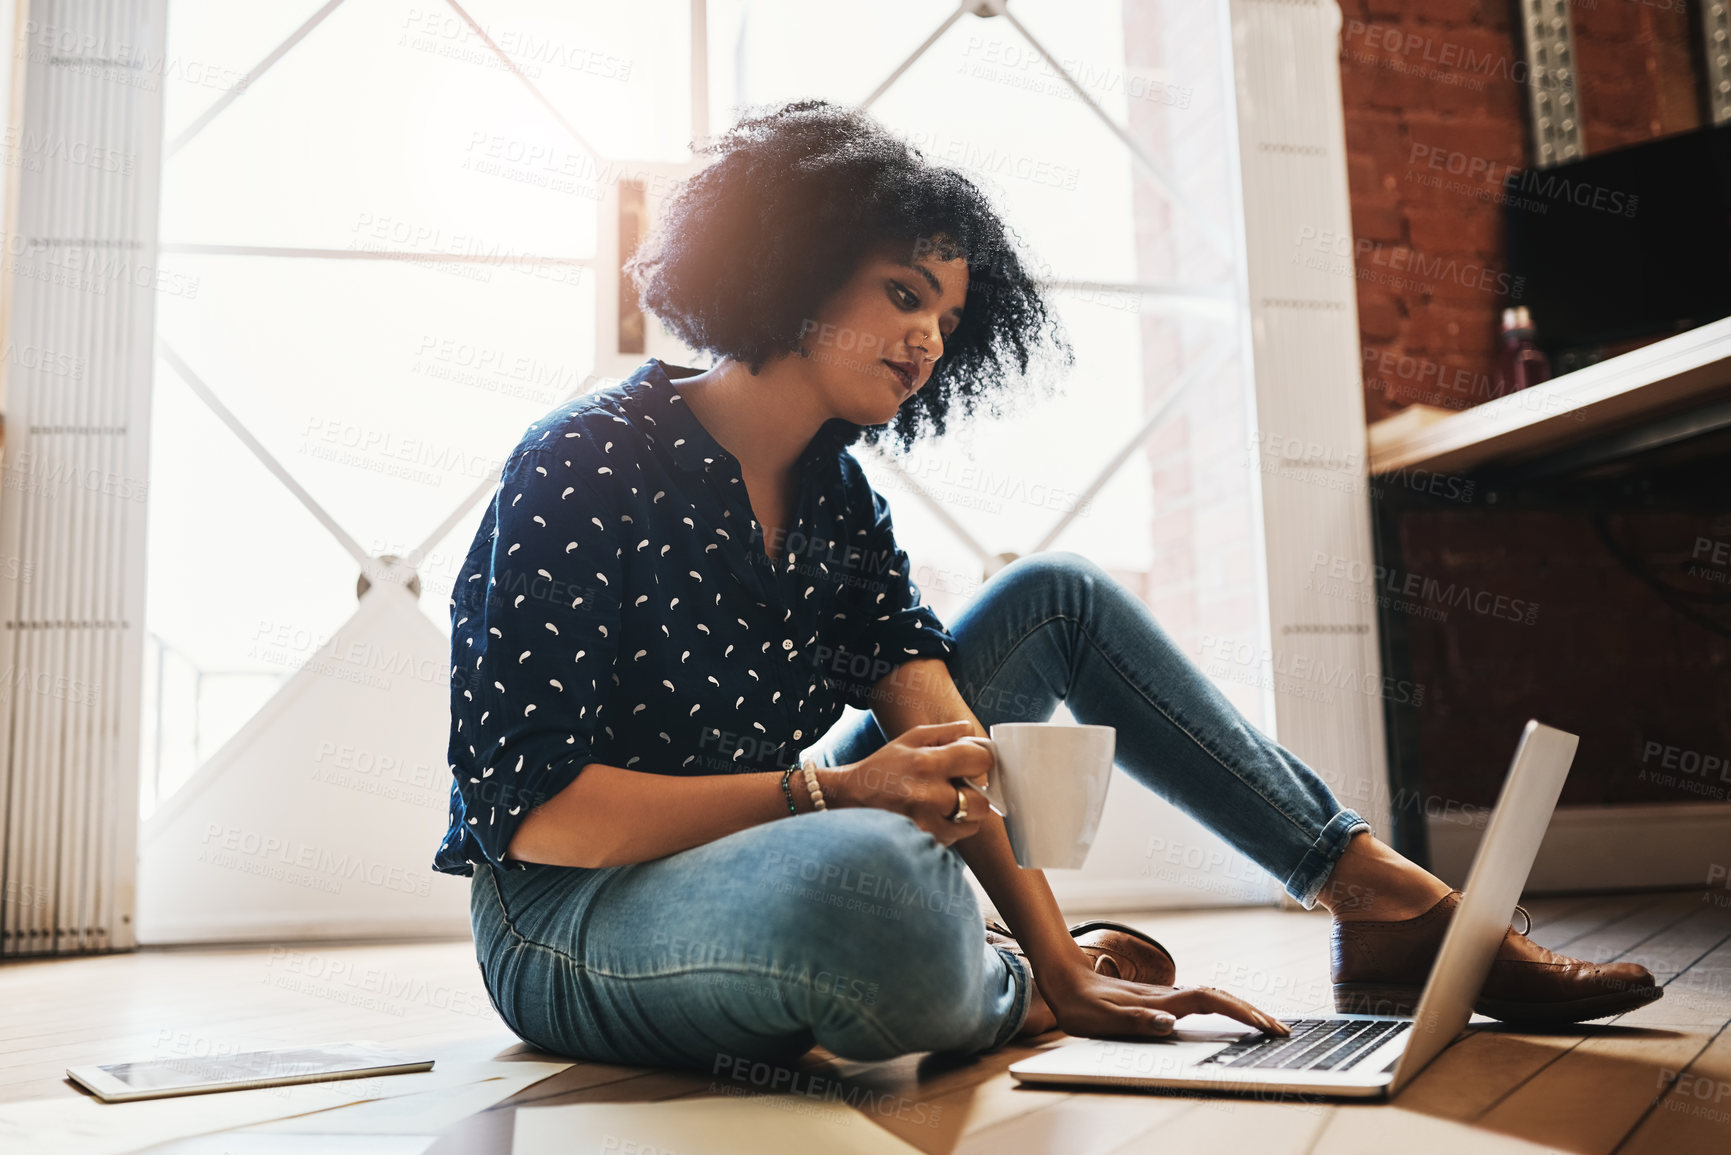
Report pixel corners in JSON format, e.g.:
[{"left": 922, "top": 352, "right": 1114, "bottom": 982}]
[
  {"left": 446, "top": 437, "right": 624, "bottom": 869},
  {"left": 828, "top": 478, "right": 956, "bottom": 710}
]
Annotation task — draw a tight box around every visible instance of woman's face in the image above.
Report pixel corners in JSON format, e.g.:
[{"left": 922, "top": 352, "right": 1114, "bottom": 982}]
[{"left": 797, "top": 240, "right": 968, "bottom": 426}]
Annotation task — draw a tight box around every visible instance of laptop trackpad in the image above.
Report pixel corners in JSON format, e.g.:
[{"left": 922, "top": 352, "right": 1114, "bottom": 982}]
[
  {"left": 1027, "top": 1014, "right": 1260, "bottom": 1076},
  {"left": 1164, "top": 1013, "right": 1267, "bottom": 1043}
]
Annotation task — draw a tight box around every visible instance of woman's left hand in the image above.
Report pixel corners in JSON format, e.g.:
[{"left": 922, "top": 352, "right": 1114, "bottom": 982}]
[{"left": 1034, "top": 960, "right": 1290, "bottom": 1040}]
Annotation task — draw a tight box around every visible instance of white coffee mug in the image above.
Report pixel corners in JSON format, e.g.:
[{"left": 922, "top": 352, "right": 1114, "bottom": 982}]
[{"left": 964, "top": 722, "right": 1115, "bottom": 869}]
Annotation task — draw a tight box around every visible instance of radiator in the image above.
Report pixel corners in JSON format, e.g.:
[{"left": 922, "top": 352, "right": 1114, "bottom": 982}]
[{"left": 0, "top": 0, "right": 168, "bottom": 956}]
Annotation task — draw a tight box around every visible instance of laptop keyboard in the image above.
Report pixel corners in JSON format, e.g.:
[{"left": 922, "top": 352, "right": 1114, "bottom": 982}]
[{"left": 1193, "top": 1018, "right": 1409, "bottom": 1072}]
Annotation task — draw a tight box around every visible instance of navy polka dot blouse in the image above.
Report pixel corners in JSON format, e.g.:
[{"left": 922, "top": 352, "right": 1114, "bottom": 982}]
[{"left": 434, "top": 358, "right": 957, "bottom": 875}]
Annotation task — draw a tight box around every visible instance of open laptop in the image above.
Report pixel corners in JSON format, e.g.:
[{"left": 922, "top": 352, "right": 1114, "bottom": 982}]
[{"left": 1008, "top": 719, "right": 1579, "bottom": 1100}]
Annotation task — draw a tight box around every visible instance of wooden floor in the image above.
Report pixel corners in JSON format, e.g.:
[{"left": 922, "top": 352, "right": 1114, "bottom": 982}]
[{"left": 4, "top": 888, "right": 1730, "bottom": 1153}]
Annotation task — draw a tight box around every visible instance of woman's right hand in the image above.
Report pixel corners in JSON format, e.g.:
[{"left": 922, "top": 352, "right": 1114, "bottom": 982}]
[{"left": 820, "top": 720, "right": 994, "bottom": 845}]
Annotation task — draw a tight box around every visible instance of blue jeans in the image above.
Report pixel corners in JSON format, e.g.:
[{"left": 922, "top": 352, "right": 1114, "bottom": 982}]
[{"left": 470, "top": 551, "right": 1369, "bottom": 1069}]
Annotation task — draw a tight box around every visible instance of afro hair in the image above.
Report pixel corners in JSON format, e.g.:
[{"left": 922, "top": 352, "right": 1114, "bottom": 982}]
[{"left": 623, "top": 98, "right": 1073, "bottom": 455}]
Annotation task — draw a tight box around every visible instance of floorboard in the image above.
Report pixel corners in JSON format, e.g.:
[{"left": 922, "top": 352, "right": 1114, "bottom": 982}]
[{"left": 2, "top": 891, "right": 1727, "bottom": 1153}]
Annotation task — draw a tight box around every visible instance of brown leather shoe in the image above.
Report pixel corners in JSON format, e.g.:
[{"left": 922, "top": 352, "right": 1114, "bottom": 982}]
[
  {"left": 986, "top": 918, "right": 1177, "bottom": 987},
  {"left": 1331, "top": 890, "right": 1663, "bottom": 1024}
]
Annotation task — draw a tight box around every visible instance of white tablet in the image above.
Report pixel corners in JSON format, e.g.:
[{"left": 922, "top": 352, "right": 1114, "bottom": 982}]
[{"left": 67, "top": 1041, "right": 435, "bottom": 1103}]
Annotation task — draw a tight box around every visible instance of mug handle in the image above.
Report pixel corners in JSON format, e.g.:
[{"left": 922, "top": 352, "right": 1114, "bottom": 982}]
[{"left": 962, "top": 736, "right": 1009, "bottom": 818}]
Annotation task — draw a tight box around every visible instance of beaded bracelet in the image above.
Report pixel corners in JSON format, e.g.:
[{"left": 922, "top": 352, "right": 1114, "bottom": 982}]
[
  {"left": 778, "top": 767, "right": 799, "bottom": 816},
  {"left": 801, "top": 757, "right": 828, "bottom": 811}
]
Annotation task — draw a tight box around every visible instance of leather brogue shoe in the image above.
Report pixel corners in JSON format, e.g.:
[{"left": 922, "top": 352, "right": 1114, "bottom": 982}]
[{"left": 1331, "top": 890, "right": 1663, "bottom": 1024}]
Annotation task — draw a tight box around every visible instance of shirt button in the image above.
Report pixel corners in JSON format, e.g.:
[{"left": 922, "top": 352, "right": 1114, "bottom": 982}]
[{"left": 781, "top": 639, "right": 794, "bottom": 651}]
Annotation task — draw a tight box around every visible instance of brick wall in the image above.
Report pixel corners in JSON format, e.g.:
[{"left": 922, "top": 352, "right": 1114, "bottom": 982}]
[
  {"left": 1340, "top": 1, "right": 1527, "bottom": 425},
  {"left": 1338, "top": 3, "right": 1728, "bottom": 816},
  {"left": 1397, "top": 502, "right": 1731, "bottom": 809},
  {"left": 1339, "top": 0, "right": 1701, "bottom": 425},
  {"left": 1573, "top": 0, "right": 1699, "bottom": 152}
]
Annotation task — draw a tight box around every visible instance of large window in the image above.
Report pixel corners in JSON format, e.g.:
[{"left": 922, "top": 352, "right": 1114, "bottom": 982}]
[{"left": 142, "top": 1, "right": 1265, "bottom": 909}]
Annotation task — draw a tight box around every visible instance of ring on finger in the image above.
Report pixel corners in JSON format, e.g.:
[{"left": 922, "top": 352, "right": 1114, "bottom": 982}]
[{"left": 946, "top": 785, "right": 968, "bottom": 823}]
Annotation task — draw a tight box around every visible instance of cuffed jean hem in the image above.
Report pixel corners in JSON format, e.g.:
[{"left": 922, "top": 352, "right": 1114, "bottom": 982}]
[
  {"left": 1284, "top": 808, "right": 1373, "bottom": 910},
  {"left": 982, "top": 944, "right": 1033, "bottom": 1053}
]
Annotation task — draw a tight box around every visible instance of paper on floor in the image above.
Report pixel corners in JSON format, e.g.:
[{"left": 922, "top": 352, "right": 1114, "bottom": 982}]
[
  {"left": 512, "top": 1095, "right": 926, "bottom": 1155},
  {"left": 0, "top": 1059, "right": 567, "bottom": 1155},
  {"left": 246, "top": 1063, "right": 566, "bottom": 1134}
]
